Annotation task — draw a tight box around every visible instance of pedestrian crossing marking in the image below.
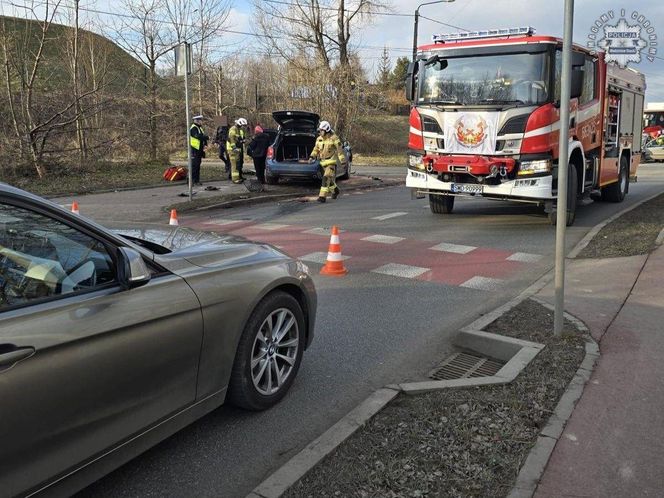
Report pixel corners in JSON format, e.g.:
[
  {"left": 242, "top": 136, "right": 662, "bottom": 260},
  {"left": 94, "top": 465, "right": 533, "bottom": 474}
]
[
  {"left": 372, "top": 212, "right": 408, "bottom": 221},
  {"left": 372, "top": 263, "right": 430, "bottom": 279}
]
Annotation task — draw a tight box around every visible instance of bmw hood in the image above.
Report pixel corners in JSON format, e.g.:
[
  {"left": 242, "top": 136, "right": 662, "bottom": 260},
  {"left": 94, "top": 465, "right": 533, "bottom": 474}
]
[{"left": 113, "top": 225, "right": 289, "bottom": 268}]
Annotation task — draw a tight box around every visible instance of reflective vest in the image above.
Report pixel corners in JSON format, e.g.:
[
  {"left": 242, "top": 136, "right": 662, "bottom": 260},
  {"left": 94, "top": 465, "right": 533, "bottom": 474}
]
[{"left": 190, "top": 123, "right": 204, "bottom": 150}]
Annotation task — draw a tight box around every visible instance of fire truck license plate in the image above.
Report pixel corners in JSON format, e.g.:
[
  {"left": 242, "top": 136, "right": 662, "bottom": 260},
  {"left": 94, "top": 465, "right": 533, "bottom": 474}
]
[{"left": 451, "top": 183, "right": 483, "bottom": 194}]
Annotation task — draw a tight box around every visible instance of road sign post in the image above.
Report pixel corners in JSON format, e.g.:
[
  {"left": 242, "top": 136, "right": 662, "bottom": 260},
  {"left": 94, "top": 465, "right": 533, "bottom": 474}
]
[
  {"left": 554, "top": 0, "right": 575, "bottom": 336},
  {"left": 175, "top": 43, "right": 193, "bottom": 201}
]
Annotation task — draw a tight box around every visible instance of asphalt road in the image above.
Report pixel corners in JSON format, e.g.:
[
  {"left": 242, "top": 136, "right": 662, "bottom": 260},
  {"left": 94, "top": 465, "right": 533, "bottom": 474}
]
[{"left": 78, "top": 164, "right": 664, "bottom": 498}]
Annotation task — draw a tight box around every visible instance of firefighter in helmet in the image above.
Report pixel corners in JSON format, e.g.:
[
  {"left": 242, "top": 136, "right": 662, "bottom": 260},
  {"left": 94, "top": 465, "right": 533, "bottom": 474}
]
[
  {"left": 309, "top": 120, "right": 341, "bottom": 203},
  {"left": 226, "top": 117, "right": 248, "bottom": 183}
]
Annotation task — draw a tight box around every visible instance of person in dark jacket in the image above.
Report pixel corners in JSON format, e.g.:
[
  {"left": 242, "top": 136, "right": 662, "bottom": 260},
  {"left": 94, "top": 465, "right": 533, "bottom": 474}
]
[
  {"left": 213, "top": 124, "right": 231, "bottom": 179},
  {"left": 248, "top": 125, "right": 272, "bottom": 184},
  {"left": 189, "top": 115, "right": 209, "bottom": 186}
]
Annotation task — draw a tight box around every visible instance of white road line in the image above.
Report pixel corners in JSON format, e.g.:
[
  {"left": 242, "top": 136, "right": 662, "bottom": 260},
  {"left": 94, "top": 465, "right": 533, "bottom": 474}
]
[
  {"left": 254, "top": 223, "right": 290, "bottom": 230},
  {"left": 302, "top": 227, "right": 346, "bottom": 236},
  {"left": 299, "top": 252, "right": 350, "bottom": 264},
  {"left": 372, "top": 263, "right": 429, "bottom": 279},
  {"left": 353, "top": 191, "right": 365, "bottom": 195},
  {"left": 361, "top": 234, "right": 405, "bottom": 244},
  {"left": 372, "top": 212, "right": 408, "bottom": 221},
  {"left": 429, "top": 242, "right": 476, "bottom": 254},
  {"left": 460, "top": 276, "right": 504, "bottom": 291},
  {"left": 204, "top": 218, "right": 249, "bottom": 226},
  {"left": 506, "top": 252, "right": 543, "bottom": 263}
]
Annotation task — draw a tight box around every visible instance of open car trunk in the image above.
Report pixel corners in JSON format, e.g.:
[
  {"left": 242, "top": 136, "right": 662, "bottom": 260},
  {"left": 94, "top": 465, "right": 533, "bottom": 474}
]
[{"left": 275, "top": 134, "right": 316, "bottom": 163}]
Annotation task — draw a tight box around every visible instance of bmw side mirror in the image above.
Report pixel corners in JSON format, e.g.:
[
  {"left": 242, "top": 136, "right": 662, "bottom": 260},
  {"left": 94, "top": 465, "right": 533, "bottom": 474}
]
[{"left": 118, "top": 247, "right": 151, "bottom": 289}]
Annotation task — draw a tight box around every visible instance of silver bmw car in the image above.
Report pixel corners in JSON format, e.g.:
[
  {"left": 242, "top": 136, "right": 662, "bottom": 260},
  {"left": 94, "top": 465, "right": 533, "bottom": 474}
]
[{"left": 0, "top": 183, "right": 316, "bottom": 497}]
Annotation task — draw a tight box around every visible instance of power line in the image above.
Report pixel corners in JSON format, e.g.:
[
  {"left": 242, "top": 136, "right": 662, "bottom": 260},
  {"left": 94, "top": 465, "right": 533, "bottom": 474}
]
[
  {"left": 261, "top": 0, "right": 411, "bottom": 17},
  {"left": 1, "top": 0, "right": 419, "bottom": 54},
  {"left": 261, "top": 0, "right": 468, "bottom": 30},
  {"left": 419, "top": 15, "right": 467, "bottom": 31}
]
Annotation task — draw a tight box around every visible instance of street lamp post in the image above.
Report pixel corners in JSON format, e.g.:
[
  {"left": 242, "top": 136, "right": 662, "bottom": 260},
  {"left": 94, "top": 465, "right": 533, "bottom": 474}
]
[{"left": 413, "top": 0, "right": 455, "bottom": 61}]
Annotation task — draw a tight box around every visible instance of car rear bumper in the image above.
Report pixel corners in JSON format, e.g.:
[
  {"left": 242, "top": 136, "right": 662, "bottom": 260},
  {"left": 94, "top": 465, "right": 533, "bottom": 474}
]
[{"left": 266, "top": 160, "right": 322, "bottom": 179}]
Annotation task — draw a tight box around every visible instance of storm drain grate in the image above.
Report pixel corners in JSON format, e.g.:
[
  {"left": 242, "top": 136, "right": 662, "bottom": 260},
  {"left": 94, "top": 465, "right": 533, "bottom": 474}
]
[{"left": 429, "top": 352, "right": 505, "bottom": 381}]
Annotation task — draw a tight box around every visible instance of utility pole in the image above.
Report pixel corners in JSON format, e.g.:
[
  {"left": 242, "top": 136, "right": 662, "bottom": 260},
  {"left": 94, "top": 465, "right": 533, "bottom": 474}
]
[
  {"left": 413, "top": 0, "right": 456, "bottom": 61},
  {"left": 554, "top": 0, "right": 575, "bottom": 336}
]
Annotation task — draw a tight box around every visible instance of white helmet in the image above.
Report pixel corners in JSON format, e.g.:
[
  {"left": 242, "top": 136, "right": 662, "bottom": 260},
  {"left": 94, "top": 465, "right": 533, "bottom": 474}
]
[
  {"left": 235, "top": 118, "right": 248, "bottom": 126},
  {"left": 318, "top": 120, "right": 332, "bottom": 133}
]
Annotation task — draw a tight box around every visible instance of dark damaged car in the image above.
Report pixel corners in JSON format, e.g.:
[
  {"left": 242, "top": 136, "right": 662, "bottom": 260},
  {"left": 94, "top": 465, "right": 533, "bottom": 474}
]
[
  {"left": 0, "top": 183, "right": 316, "bottom": 497},
  {"left": 265, "top": 110, "right": 352, "bottom": 184}
]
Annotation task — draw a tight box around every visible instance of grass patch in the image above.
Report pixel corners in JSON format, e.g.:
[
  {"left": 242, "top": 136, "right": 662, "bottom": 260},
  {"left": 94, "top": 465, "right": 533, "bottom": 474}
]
[
  {"left": 349, "top": 115, "right": 409, "bottom": 155},
  {"left": 0, "top": 161, "right": 228, "bottom": 197},
  {"left": 578, "top": 193, "right": 664, "bottom": 258},
  {"left": 284, "top": 299, "right": 585, "bottom": 498},
  {"left": 353, "top": 153, "right": 407, "bottom": 167}
]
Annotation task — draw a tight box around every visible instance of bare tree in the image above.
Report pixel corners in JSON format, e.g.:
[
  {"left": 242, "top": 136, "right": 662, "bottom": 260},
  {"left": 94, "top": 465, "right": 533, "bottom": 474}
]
[
  {"left": 64, "top": 0, "right": 87, "bottom": 159},
  {"left": 0, "top": 0, "right": 102, "bottom": 177},
  {"left": 112, "top": 0, "right": 173, "bottom": 160},
  {"left": 252, "top": 0, "right": 390, "bottom": 135}
]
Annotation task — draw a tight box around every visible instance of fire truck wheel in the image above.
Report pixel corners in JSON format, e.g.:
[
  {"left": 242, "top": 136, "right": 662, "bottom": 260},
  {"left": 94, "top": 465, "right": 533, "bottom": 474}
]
[
  {"left": 548, "top": 166, "right": 577, "bottom": 226},
  {"left": 429, "top": 194, "right": 454, "bottom": 214},
  {"left": 601, "top": 156, "right": 629, "bottom": 203}
]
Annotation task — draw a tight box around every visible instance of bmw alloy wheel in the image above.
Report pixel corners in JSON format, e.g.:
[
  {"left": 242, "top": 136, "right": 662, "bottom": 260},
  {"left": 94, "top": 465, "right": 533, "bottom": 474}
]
[{"left": 250, "top": 308, "right": 299, "bottom": 395}]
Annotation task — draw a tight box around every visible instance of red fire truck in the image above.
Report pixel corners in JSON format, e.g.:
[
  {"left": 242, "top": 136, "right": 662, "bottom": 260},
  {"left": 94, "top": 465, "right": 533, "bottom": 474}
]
[
  {"left": 405, "top": 27, "right": 646, "bottom": 225},
  {"left": 643, "top": 102, "right": 664, "bottom": 138}
]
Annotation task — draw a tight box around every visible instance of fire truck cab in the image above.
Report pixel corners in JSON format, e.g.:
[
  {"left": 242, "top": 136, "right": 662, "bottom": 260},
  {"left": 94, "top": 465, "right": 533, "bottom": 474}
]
[{"left": 405, "top": 27, "right": 646, "bottom": 225}]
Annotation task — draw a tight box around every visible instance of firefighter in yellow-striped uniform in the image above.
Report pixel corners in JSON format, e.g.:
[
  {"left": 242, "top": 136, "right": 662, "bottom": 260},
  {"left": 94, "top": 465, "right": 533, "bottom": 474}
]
[
  {"left": 226, "top": 118, "right": 248, "bottom": 184},
  {"left": 309, "top": 120, "right": 341, "bottom": 203}
]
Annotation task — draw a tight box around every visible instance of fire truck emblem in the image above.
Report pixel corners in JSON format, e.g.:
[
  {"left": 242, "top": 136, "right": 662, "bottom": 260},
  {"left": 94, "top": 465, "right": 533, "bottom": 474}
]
[{"left": 454, "top": 115, "right": 488, "bottom": 147}]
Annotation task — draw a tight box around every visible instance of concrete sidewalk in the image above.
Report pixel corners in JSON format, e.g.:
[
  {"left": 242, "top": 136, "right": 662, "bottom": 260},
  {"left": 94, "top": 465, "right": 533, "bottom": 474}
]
[{"left": 534, "top": 246, "right": 664, "bottom": 497}]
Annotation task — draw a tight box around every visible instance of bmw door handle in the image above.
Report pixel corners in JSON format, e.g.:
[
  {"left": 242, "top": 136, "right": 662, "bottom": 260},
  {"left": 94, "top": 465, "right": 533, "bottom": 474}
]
[{"left": 0, "top": 345, "right": 36, "bottom": 368}]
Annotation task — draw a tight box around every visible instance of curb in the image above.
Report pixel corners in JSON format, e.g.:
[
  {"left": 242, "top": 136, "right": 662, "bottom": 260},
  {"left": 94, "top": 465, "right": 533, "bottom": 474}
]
[
  {"left": 507, "top": 299, "right": 599, "bottom": 498},
  {"left": 250, "top": 388, "right": 400, "bottom": 498},
  {"left": 182, "top": 178, "right": 405, "bottom": 214}
]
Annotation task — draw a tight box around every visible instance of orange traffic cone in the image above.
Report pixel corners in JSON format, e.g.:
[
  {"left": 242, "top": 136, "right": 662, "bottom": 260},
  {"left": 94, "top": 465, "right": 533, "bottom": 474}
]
[
  {"left": 320, "top": 226, "right": 348, "bottom": 276},
  {"left": 71, "top": 201, "right": 79, "bottom": 215},
  {"left": 169, "top": 209, "right": 179, "bottom": 226}
]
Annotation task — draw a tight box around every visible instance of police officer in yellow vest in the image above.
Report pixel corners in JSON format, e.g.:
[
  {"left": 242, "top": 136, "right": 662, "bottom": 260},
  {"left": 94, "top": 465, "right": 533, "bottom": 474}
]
[
  {"left": 309, "top": 120, "right": 341, "bottom": 203},
  {"left": 190, "top": 115, "right": 209, "bottom": 186},
  {"left": 226, "top": 118, "right": 248, "bottom": 184}
]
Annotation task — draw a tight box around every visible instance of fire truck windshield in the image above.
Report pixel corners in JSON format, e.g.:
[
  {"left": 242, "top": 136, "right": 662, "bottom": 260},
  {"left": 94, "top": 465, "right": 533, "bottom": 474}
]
[{"left": 419, "top": 51, "right": 550, "bottom": 106}]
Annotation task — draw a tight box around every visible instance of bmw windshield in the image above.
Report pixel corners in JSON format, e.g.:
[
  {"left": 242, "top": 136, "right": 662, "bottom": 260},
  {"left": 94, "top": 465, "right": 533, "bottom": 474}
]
[{"left": 418, "top": 51, "right": 551, "bottom": 106}]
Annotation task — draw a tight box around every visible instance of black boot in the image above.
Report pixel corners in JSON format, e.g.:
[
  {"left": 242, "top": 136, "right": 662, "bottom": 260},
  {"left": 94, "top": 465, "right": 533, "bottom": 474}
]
[
  {"left": 317, "top": 196, "right": 326, "bottom": 203},
  {"left": 332, "top": 186, "right": 340, "bottom": 199}
]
